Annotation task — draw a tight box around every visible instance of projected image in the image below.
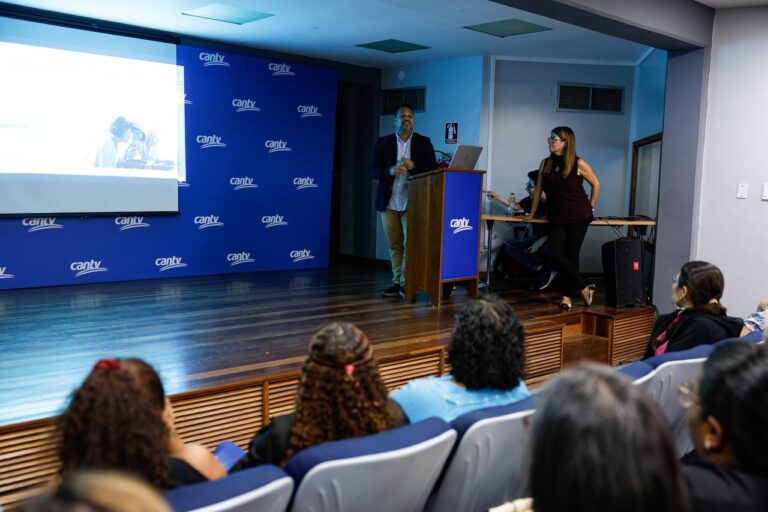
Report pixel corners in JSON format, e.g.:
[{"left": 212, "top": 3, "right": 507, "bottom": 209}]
[
  {"left": 0, "top": 40, "right": 182, "bottom": 178},
  {"left": 0, "top": 29, "right": 184, "bottom": 214}
]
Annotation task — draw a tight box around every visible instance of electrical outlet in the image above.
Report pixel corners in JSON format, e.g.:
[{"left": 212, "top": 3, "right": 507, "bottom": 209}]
[{"left": 737, "top": 183, "right": 748, "bottom": 199}]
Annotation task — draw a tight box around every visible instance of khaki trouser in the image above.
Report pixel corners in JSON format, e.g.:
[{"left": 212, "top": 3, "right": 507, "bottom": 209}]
[{"left": 380, "top": 209, "right": 407, "bottom": 287}]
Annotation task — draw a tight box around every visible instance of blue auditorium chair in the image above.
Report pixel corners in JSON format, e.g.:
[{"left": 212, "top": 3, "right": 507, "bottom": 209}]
[
  {"left": 616, "top": 360, "right": 656, "bottom": 389},
  {"left": 165, "top": 465, "right": 293, "bottom": 512},
  {"left": 644, "top": 345, "right": 714, "bottom": 456},
  {"left": 284, "top": 417, "right": 456, "bottom": 512},
  {"left": 744, "top": 329, "right": 764, "bottom": 342},
  {"left": 425, "top": 397, "right": 535, "bottom": 512}
]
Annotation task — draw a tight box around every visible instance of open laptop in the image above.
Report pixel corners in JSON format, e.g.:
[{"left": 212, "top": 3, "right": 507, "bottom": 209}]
[{"left": 447, "top": 145, "right": 483, "bottom": 170}]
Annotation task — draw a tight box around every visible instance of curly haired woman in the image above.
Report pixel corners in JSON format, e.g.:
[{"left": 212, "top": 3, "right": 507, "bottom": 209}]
[
  {"left": 391, "top": 294, "right": 530, "bottom": 423},
  {"left": 57, "top": 358, "right": 225, "bottom": 489},
  {"left": 230, "top": 322, "right": 406, "bottom": 470}
]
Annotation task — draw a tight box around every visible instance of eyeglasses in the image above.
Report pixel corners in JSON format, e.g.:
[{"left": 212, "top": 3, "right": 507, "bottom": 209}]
[
  {"left": 678, "top": 380, "right": 699, "bottom": 408},
  {"left": 547, "top": 136, "right": 563, "bottom": 143}
]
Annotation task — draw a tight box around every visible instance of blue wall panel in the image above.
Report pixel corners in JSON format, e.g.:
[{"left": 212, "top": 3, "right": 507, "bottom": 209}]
[{"left": 0, "top": 45, "right": 337, "bottom": 289}]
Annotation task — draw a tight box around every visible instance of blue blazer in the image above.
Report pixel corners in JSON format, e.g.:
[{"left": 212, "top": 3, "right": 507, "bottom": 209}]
[{"left": 369, "top": 132, "right": 437, "bottom": 212}]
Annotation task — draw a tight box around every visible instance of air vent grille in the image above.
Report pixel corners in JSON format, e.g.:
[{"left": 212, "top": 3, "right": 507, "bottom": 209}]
[
  {"left": 381, "top": 87, "right": 425, "bottom": 115},
  {"left": 558, "top": 82, "right": 623, "bottom": 113}
]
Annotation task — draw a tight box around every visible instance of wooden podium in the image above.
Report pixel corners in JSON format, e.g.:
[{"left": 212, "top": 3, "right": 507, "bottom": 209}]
[{"left": 404, "top": 168, "right": 485, "bottom": 307}]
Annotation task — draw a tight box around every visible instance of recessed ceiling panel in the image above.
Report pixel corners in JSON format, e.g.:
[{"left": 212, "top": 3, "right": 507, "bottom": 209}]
[
  {"left": 464, "top": 18, "right": 551, "bottom": 38},
  {"left": 182, "top": 3, "right": 274, "bottom": 25},
  {"left": 356, "top": 39, "right": 431, "bottom": 54}
]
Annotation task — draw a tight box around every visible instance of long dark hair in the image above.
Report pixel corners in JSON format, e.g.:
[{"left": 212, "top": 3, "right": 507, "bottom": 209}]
[
  {"left": 449, "top": 294, "right": 525, "bottom": 390},
  {"left": 541, "top": 126, "right": 577, "bottom": 179},
  {"left": 528, "top": 364, "right": 687, "bottom": 512},
  {"left": 676, "top": 261, "right": 726, "bottom": 315},
  {"left": 699, "top": 341, "right": 768, "bottom": 473},
  {"left": 57, "top": 359, "right": 170, "bottom": 488},
  {"left": 286, "top": 322, "right": 402, "bottom": 461}
]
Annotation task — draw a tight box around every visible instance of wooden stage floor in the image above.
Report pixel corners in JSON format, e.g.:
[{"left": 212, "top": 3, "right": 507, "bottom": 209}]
[{"left": 0, "top": 259, "right": 643, "bottom": 426}]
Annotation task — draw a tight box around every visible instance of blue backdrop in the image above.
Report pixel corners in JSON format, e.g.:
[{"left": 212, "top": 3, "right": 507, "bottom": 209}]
[{"left": 0, "top": 45, "right": 338, "bottom": 289}]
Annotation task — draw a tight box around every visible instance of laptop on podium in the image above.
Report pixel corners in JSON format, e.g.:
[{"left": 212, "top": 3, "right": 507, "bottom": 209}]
[{"left": 447, "top": 145, "right": 483, "bottom": 170}]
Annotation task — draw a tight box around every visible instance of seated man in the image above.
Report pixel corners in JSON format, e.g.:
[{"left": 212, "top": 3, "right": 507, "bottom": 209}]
[{"left": 487, "top": 170, "right": 556, "bottom": 290}]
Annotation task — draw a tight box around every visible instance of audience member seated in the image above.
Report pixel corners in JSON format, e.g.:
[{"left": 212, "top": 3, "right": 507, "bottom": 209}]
[
  {"left": 24, "top": 471, "right": 171, "bottom": 512},
  {"left": 391, "top": 294, "right": 530, "bottom": 423},
  {"left": 487, "top": 170, "right": 556, "bottom": 290},
  {"left": 230, "top": 322, "right": 406, "bottom": 470},
  {"left": 57, "top": 358, "right": 225, "bottom": 489},
  {"left": 741, "top": 298, "right": 768, "bottom": 336},
  {"left": 492, "top": 364, "right": 686, "bottom": 512},
  {"left": 680, "top": 341, "right": 768, "bottom": 512},
  {"left": 645, "top": 261, "right": 743, "bottom": 358}
]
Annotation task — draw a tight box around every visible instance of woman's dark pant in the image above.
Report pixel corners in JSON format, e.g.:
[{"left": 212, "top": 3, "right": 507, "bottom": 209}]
[{"left": 547, "top": 220, "right": 590, "bottom": 298}]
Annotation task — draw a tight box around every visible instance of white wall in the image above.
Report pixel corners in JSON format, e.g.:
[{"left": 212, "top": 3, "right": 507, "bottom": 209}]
[
  {"left": 696, "top": 7, "right": 768, "bottom": 317},
  {"left": 490, "top": 59, "right": 635, "bottom": 271},
  {"left": 374, "top": 56, "right": 485, "bottom": 260}
]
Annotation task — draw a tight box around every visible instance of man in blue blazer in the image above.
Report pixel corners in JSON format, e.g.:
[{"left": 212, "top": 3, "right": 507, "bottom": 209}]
[{"left": 369, "top": 104, "right": 437, "bottom": 298}]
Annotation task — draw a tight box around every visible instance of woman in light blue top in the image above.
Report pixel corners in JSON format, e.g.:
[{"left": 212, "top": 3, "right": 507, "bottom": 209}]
[{"left": 392, "top": 294, "right": 530, "bottom": 423}]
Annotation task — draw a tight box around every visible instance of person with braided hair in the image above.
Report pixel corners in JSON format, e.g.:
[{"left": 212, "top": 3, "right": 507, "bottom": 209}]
[
  {"left": 644, "top": 261, "right": 743, "bottom": 358},
  {"left": 230, "top": 322, "right": 406, "bottom": 470},
  {"left": 57, "top": 358, "right": 225, "bottom": 489},
  {"left": 391, "top": 294, "right": 530, "bottom": 423}
]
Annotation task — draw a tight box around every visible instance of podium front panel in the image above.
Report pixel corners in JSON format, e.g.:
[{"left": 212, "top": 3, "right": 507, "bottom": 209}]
[{"left": 441, "top": 172, "right": 482, "bottom": 281}]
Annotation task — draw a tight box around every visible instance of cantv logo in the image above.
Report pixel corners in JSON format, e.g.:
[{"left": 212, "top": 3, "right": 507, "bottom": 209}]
[
  {"left": 290, "top": 249, "right": 314, "bottom": 263},
  {"left": 269, "top": 62, "right": 295, "bottom": 76},
  {"left": 194, "top": 215, "right": 224, "bottom": 229},
  {"left": 0, "top": 267, "right": 15, "bottom": 279},
  {"left": 262, "top": 214, "right": 288, "bottom": 229},
  {"left": 199, "top": 52, "right": 230, "bottom": 67},
  {"left": 178, "top": 181, "right": 191, "bottom": 188},
  {"left": 70, "top": 260, "right": 108, "bottom": 277},
  {"left": 230, "top": 176, "right": 258, "bottom": 190},
  {"left": 265, "top": 140, "right": 291, "bottom": 153},
  {"left": 297, "top": 105, "right": 322, "bottom": 118},
  {"left": 450, "top": 217, "right": 473, "bottom": 235},
  {"left": 196, "top": 134, "right": 226, "bottom": 149},
  {"left": 232, "top": 98, "right": 260, "bottom": 113},
  {"left": 227, "top": 252, "right": 255, "bottom": 266},
  {"left": 115, "top": 216, "right": 150, "bottom": 231},
  {"left": 22, "top": 217, "right": 63, "bottom": 232},
  {"left": 293, "top": 177, "right": 318, "bottom": 190},
  {"left": 155, "top": 256, "right": 187, "bottom": 272}
]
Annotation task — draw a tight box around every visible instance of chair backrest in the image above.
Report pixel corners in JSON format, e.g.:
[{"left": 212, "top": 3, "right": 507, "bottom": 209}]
[
  {"left": 285, "top": 418, "right": 456, "bottom": 512},
  {"left": 642, "top": 343, "right": 714, "bottom": 369},
  {"left": 617, "top": 360, "right": 656, "bottom": 389},
  {"left": 426, "top": 398, "right": 535, "bottom": 512},
  {"left": 646, "top": 357, "right": 707, "bottom": 456},
  {"left": 165, "top": 465, "right": 293, "bottom": 512}
]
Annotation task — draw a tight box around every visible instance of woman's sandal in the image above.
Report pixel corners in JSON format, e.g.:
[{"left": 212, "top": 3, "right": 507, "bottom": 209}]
[
  {"left": 559, "top": 299, "right": 572, "bottom": 310},
  {"left": 581, "top": 284, "right": 596, "bottom": 307}
]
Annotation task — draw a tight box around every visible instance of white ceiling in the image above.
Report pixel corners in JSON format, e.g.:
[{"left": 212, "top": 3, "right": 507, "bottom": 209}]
[{"left": 3, "top": 0, "right": 651, "bottom": 68}]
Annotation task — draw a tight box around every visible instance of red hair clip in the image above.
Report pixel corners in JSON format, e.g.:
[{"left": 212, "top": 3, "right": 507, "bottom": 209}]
[
  {"left": 94, "top": 359, "right": 122, "bottom": 371},
  {"left": 345, "top": 364, "right": 355, "bottom": 377}
]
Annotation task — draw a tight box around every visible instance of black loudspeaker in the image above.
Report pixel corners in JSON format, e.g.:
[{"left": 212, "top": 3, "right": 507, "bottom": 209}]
[{"left": 602, "top": 238, "right": 644, "bottom": 307}]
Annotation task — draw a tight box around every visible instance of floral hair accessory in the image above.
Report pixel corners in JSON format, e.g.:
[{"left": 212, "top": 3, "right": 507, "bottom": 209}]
[
  {"left": 345, "top": 364, "right": 355, "bottom": 377},
  {"left": 94, "top": 359, "right": 122, "bottom": 371}
]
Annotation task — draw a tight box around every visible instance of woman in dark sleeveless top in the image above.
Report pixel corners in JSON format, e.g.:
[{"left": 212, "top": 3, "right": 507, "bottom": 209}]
[{"left": 528, "top": 126, "right": 600, "bottom": 309}]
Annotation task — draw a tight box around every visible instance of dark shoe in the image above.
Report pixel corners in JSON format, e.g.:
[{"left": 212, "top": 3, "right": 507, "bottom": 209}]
[
  {"left": 559, "top": 301, "right": 572, "bottom": 310},
  {"left": 537, "top": 269, "right": 558, "bottom": 290},
  {"left": 581, "top": 284, "right": 596, "bottom": 307},
  {"left": 382, "top": 284, "right": 401, "bottom": 297}
]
